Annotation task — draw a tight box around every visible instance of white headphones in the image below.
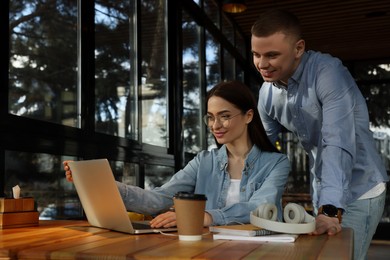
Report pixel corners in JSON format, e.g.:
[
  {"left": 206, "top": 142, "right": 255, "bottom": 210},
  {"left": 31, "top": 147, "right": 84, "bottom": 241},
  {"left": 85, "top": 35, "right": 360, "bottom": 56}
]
[{"left": 250, "top": 203, "right": 316, "bottom": 234}]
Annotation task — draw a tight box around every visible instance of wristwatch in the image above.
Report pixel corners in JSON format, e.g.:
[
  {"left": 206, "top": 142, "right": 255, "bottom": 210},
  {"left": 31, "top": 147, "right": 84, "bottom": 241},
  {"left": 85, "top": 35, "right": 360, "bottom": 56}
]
[{"left": 318, "top": 204, "right": 343, "bottom": 223}]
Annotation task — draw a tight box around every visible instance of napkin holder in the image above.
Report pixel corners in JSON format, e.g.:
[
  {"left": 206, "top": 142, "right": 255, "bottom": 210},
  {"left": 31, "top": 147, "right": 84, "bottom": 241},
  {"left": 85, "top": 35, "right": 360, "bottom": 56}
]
[{"left": 0, "top": 197, "right": 39, "bottom": 229}]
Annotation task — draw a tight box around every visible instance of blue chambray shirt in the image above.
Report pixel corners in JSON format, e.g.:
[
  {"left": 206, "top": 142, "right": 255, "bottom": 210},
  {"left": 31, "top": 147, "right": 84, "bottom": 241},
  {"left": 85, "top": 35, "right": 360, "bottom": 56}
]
[
  {"left": 258, "top": 50, "right": 389, "bottom": 210},
  {"left": 116, "top": 144, "right": 290, "bottom": 225}
]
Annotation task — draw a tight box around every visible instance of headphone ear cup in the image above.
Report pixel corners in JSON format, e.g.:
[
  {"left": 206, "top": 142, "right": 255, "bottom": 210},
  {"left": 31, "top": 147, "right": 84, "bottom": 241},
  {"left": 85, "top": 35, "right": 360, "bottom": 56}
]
[
  {"left": 284, "top": 203, "right": 312, "bottom": 223},
  {"left": 255, "top": 203, "right": 278, "bottom": 221}
]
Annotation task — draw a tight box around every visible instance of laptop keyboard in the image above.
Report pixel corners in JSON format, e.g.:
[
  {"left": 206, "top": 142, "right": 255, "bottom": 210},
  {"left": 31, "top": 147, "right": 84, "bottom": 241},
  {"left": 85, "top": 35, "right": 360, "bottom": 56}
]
[{"left": 132, "top": 222, "right": 152, "bottom": 230}]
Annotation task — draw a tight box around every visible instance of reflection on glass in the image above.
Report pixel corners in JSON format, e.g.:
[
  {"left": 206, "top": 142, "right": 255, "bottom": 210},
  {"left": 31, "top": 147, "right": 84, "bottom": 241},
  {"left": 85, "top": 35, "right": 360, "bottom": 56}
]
[
  {"left": 4, "top": 151, "right": 140, "bottom": 220},
  {"left": 355, "top": 62, "right": 390, "bottom": 80},
  {"left": 359, "top": 83, "right": 390, "bottom": 127},
  {"left": 140, "top": 0, "right": 168, "bottom": 147},
  {"left": 204, "top": 0, "right": 219, "bottom": 28},
  {"left": 117, "top": 161, "right": 139, "bottom": 186},
  {"left": 145, "top": 164, "right": 174, "bottom": 190},
  {"left": 205, "top": 30, "right": 220, "bottom": 150},
  {"left": 205, "top": 30, "right": 220, "bottom": 91},
  {"left": 279, "top": 132, "right": 309, "bottom": 195},
  {"left": 222, "top": 13, "right": 234, "bottom": 45},
  {"left": 354, "top": 63, "right": 390, "bottom": 175},
  {"left": 355, "top": 62, "right": 390, "bottom": 130},
  {"left": 223, "top": 49, "right": 234, "bottom": 81},
  {"left": 94, "top": 1, "right": 138, "bottom": 139},
  {"left": 236, "top": 63, "right": 244, "bottom": 82},
  {"left": 235, "top": 30, "right": 246, "bottom": 58},
  {"left": 4, "top": 151, "right": 82, "bottom": 220},
  {"left": 182, "top": 10, "right": 202, "bottom": 154},
  {"left": 9, "top": 1, "right": 77, "bottom": 126}
]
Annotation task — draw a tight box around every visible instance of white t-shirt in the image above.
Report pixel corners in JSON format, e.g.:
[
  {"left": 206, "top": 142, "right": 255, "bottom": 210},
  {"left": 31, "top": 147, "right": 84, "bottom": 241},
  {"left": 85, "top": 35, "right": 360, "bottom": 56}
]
[{"left": 226, "top": 179, "right": 241, "bottom": 207}]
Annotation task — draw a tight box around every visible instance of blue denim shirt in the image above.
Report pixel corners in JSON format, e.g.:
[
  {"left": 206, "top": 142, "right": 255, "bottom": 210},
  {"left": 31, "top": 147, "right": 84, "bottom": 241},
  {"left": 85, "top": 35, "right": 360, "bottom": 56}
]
[
  {"left": 116, "top": 144, "right": 290, "bottom": 225},
  {"left": 258, "top": 50, "right": 389, "bottom": 210}
]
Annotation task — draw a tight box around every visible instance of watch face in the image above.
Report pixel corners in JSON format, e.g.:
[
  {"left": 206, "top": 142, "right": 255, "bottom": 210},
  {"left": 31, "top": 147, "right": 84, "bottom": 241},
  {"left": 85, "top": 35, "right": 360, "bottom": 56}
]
[{"left": 322, "top": 204, "right": 338, "bottom": 217}]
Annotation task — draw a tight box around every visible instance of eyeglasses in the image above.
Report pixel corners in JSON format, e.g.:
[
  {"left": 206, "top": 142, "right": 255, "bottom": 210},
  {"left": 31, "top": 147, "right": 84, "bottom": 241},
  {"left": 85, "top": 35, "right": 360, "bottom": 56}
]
[{"left": 203, "top": 112, "right": 242, "bottom": 128}]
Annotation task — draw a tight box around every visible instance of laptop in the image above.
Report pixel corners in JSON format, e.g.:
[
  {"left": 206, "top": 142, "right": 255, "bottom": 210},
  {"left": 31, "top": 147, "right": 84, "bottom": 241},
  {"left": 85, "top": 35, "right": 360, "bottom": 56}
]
[{"left": 68, "top": 159, "right": 177, "bottom": 234}]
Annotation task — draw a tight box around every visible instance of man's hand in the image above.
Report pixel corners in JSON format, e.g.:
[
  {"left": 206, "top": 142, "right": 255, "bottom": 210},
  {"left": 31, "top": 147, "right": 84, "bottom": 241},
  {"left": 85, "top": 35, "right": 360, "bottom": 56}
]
[{"left": 310, "top": 214, "right": 342, "bottom": 236}]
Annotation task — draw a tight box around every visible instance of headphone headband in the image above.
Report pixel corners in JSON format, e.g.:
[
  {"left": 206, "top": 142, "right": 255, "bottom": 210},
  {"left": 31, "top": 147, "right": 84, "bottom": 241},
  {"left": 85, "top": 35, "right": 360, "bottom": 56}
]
[{"left": 250, "top": 203, "right": 316, "bottom": 234}]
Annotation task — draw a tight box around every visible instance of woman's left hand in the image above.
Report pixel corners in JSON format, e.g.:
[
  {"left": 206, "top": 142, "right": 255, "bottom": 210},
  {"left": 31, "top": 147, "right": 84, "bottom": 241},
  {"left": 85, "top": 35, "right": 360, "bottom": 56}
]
[{"left": 150, "top": 211, "right": 177, "bottom": 228}]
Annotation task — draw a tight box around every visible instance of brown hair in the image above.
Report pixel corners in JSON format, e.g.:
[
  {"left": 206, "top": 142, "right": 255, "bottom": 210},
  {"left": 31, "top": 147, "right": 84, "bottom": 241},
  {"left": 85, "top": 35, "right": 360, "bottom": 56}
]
[
  {"left": 251, "top": 9, "right": 302, "bottom": 41},
  {"left": 206, "top": 81, "right": 279, "bottom": 153}
]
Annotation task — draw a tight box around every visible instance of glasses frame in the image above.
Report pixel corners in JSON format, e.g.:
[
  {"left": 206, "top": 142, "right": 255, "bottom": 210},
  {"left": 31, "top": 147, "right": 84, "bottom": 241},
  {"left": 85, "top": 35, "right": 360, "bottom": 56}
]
[{"left": 203, "top": 112, "right": 242, "bottom": 128}]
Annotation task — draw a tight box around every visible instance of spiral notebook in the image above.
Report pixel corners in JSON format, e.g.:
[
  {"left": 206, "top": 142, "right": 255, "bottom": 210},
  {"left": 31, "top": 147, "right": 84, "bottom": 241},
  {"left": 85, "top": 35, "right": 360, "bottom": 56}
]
[
  {"left": 210, "top": 224, "right": 298, "bottom": 243},
  {"left": 209, "top": 224, "right": 274, "bottom": 236}
]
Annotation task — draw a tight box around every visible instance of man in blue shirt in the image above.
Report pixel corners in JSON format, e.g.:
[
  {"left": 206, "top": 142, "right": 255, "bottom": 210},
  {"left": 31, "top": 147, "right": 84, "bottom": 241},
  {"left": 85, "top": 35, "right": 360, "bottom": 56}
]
[{"left": 251, "top": 9, "right": 388, "bottom": 260}]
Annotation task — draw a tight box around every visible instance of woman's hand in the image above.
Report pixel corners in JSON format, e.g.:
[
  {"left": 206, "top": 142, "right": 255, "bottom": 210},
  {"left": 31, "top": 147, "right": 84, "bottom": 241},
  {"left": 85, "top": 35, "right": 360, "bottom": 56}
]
[
  {"left": 150, "top": 211, "right": 213, "bottom": 228},
  {"left": 150, "top": 211, "right": 177, "bottom": 228},
  {"left": 63, "top": 161, "right": 74, "bottom": 182}
]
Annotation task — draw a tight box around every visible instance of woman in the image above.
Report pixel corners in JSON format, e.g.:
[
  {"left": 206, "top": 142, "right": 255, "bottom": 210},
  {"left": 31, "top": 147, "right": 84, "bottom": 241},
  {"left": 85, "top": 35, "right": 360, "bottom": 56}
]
[{"left": 64, "top": 81, "right": 290, "bottom": 228}]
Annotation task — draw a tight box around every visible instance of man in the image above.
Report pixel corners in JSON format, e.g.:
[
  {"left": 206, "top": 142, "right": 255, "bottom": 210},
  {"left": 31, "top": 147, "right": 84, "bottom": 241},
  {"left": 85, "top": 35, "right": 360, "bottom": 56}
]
[{"left": 251, "top": 9, "right": 388, "bottom": 260}]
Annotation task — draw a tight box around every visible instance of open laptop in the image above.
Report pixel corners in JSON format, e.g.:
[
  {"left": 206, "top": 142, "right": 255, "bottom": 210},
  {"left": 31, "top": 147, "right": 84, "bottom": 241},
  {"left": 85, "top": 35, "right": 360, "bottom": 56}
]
[{"left": 68, "top": 159, "right": 177, "bottom": 234}]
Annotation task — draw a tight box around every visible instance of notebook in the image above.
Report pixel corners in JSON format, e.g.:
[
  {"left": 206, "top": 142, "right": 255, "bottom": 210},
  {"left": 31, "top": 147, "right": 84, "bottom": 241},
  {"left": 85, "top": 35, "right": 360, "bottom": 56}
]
[{"left": 68, "top": 159, "right": 177, "bottom": 234}]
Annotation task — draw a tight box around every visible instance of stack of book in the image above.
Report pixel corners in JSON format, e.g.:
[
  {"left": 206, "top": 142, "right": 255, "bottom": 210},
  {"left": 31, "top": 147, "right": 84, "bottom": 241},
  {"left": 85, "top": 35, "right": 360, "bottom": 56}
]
[
  {"left": 0, "top": 197, "right": 39, "bottom": 229},
  {"left": 209, "top": 224, "right": 298, "bottom": 243}
]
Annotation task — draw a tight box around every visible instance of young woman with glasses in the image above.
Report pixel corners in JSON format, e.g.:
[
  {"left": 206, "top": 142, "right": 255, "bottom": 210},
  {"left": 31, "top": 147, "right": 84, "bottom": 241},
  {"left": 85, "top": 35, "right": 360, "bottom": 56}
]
[{"left": 64, "top": 81, "right": 290, "bottom": 228}]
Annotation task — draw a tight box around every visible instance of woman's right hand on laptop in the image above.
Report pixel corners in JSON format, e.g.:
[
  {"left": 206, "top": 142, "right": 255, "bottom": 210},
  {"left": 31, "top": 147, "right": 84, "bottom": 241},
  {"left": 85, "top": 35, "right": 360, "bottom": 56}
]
[{"left": 63, "top": 161, "right": 74, "bottom": 182}]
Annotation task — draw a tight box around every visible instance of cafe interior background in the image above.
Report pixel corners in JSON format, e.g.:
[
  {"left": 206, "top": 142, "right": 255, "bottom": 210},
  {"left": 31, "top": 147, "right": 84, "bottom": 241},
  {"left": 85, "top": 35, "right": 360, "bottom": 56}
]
[{"left": 1, "top": 0, "right": 390, "bottom": 239}]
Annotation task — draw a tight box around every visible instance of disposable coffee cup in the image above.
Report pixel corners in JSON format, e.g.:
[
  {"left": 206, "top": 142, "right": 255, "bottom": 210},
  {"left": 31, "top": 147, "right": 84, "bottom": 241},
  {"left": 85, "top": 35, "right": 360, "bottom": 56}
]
[{"left": 173, "top": 192, "right": 207, "bottom": 241}]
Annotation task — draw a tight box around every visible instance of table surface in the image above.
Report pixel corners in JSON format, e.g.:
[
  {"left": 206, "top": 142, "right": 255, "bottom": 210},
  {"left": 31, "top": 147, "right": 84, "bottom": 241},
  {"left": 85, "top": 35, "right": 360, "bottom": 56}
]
[{"left": 0, "top": 220, "right": 353, "bottom": 260}]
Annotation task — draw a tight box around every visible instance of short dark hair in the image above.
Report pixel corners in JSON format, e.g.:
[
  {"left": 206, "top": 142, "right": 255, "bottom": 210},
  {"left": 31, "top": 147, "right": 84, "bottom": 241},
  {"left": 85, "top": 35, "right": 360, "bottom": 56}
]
[
  {"left": 251, "top": 9, "right": 302, "bottom": 41},
  {"left": 206, "top": 81, "right": 279, "bottom": 153}
]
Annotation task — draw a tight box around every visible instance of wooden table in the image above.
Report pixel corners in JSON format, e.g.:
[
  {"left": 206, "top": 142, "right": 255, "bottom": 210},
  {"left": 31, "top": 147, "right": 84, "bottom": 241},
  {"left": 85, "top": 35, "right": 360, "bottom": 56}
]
[{"left": 0, "top": 220, "right": 353, "bottom": 259}]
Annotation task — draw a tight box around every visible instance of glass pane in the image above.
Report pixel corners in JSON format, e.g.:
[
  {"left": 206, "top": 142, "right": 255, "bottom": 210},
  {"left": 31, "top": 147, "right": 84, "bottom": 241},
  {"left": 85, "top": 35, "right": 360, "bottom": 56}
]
[
  {"left": 4, "top": 151, "right": 82, "bottom": 220},
  {"left": 4, "top": 151, "right": 140, "bottom": 220},
  {"left": 355, "top": 62, "right": 390, "bottom": 80},
  {"left": 9, "top": 1, "right": 77, "bottom": 126},
  {"left": 222, "top": 13, "right": 234, "bottom": 45},
  {"left": 223, "top": 49, "right": 234, "bottom": 81},
  {"left": 95, "top": 1, "right": 138, "bottom": 139},
  {"left": 182, "top": 10, "right": 202, "bottom": 154},
  {"left": 110, "top": 161, "right": 139, "bottom": 186},
  {"left": 140, "top": 0, "right": 168, "bottom": 147},
  {"left": 236, "top": 63, "right": 244, "bottom": 82},
  {"left": 235, "top": 30, "right": 246, "bottom": 58},
  {"left": 359, "top": 83, "right": 390, "bottom": 128},
  {"left": 205, "top": 30, "right": 220, "bottom": 90},
  {"left": 204, "top": 0, "right": 219, "bottom": 28},
  {"left": 144, "top": 164, "right": 174, "bottom": 190}
]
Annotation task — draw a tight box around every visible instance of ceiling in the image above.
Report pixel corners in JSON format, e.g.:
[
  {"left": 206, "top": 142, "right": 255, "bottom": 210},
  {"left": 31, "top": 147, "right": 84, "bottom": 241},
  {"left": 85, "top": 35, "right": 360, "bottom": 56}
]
[{"left": 226, "top": 0, "right": 390, "bottom": 62}]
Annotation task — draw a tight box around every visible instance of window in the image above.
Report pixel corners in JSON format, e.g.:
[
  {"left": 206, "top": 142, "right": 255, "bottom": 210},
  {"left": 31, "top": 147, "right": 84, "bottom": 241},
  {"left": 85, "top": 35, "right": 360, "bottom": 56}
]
[
  {"left": 182, "top": 9, "right": 203, "bottom": 154},
  {"left": 9, "top": 1, "right": 78, "bottom": 126},
  {"left": 205, "top": 30, "right": 220, "bottom": 90},
  {"left": 145, "top": 164, "right": 174, "bottom": 190},
  {"left": 94, "top": 1, "right": 138, "bottom": 139},
  {"left": 140, "top": 0, "right": 168, "bottom": 147}
]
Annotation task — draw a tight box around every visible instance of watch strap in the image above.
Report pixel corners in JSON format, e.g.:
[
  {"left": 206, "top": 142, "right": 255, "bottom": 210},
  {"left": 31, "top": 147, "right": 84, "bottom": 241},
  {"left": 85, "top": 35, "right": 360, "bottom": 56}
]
[{"left": 318, "top": 204, "right": 343, "bottom": 223}]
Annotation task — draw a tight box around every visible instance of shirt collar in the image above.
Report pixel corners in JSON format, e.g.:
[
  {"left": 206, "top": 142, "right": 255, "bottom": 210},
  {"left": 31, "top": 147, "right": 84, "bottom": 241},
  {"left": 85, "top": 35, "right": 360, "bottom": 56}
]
[
  {"left": 216, "top": 145, "right": 261, "bottom": 171},
  {"left": 290, "top": 51, "right": 309, "bottom": 85}
]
